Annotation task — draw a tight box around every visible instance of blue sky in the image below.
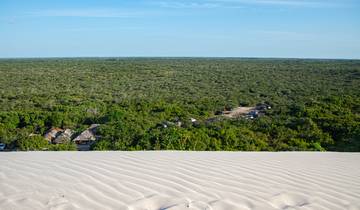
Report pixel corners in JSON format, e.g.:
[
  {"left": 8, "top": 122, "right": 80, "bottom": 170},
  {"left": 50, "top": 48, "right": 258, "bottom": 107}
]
[{"left": 0, "top": 0, "right": 359, "bottom": 58}]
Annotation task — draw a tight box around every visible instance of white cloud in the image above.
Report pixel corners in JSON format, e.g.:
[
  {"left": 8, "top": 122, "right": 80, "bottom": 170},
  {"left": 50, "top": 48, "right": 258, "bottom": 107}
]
[
  {"left": 213, "top": 0, "right": 338, "bottom": 7},
  {"left": 28, "top": 9, "right": 144, "bottom": 18},
  {"left": 158, "top": 2, "right": 220, "bottom": 9},
  {"left": 64, "top": 26, "right": 143, "bottom": 32},
  {"left": 157, "top": 0, "right": 343, "bottom": 9}
]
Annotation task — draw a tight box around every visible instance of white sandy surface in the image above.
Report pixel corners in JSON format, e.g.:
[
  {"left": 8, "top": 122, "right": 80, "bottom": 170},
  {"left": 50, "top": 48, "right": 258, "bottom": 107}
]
[{"left": 0, "top": 152, "right": 359, "bottom": 210}]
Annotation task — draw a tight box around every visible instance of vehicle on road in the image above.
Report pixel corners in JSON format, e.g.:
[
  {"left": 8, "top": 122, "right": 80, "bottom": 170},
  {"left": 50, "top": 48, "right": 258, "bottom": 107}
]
[{"left": 0, "top": 143, "right": 6, "bottom": 151}]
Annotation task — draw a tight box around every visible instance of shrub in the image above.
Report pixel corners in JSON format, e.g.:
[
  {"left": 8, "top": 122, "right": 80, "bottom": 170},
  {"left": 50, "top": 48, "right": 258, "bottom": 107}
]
[
  {"left": 17, "top": 135, "right": 50, "bottom": 151},
  {"left": 50, "top": 143, "right": 77, "bottom": 151}
]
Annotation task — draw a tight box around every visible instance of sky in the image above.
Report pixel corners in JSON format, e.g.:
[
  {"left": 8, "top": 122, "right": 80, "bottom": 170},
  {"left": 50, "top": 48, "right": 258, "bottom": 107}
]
[{"left": 0, "top": 0, "right": 359, "bottom": 59}]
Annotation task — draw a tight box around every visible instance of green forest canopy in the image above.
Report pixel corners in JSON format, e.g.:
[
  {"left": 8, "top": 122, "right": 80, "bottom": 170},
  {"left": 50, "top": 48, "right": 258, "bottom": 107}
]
[{"left": 0, "top": 58, "right": 359, "bottom": 151}]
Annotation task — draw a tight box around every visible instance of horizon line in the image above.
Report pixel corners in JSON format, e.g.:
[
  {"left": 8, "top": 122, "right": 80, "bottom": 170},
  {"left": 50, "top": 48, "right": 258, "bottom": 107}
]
[{"left": 0, "top": 56, "right": 359, "bottom": 61}]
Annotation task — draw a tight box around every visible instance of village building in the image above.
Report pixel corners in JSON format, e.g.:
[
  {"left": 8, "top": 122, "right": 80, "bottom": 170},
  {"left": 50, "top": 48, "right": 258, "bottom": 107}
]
[
  {"left": 73, "top": 124, "right": 100, "bottom": 151},
  {"left": 53, "top": 129, "right": 74, "bottom": 144},
  {"left": 44, "top": 128, "right": 63, "bottom": 143}
]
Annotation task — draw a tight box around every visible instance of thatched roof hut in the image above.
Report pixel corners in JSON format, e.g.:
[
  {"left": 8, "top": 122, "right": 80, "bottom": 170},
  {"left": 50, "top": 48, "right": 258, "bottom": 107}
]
[
  {"left": 73, "top": 124, "right": 100, "bottom": 143},
  {"left": 44, "top": 128, "right": 63, "bottom": 143},
  {"left": 73, "top": 124, "right": 100, "bottom": 151},
  {"left": 53, "top": 129, "right": 74, "bottom": 144}
]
